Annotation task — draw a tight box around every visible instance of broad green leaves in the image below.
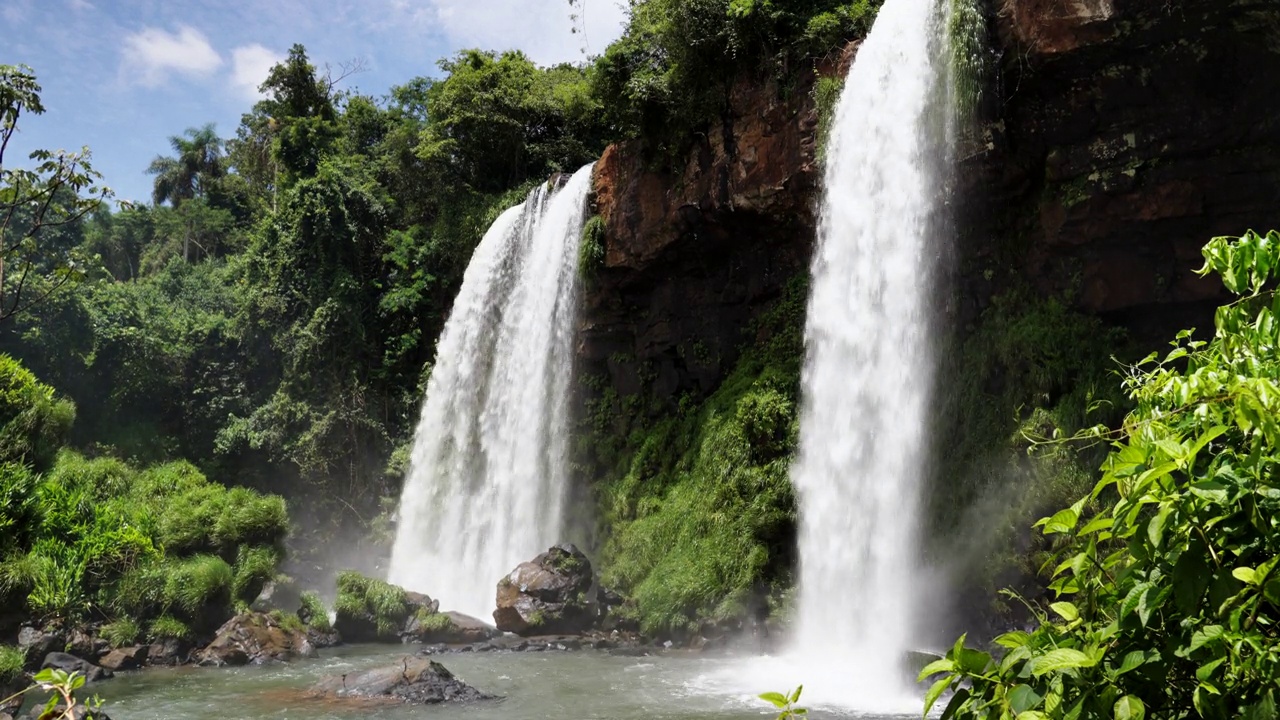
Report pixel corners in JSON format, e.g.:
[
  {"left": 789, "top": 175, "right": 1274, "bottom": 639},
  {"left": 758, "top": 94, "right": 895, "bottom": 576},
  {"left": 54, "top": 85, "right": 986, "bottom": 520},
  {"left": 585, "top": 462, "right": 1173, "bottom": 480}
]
[{"left": 930, "top": 232, "right": 1280, "bottom": 719}]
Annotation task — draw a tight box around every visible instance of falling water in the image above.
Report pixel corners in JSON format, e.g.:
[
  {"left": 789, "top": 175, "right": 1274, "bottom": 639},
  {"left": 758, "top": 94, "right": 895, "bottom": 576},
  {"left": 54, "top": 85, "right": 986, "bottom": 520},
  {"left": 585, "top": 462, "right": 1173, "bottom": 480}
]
[
  {"left": 789, "top": 0, "right": 952, "bottom": 709},
  {"left": 388, "top": 164, "right": 594, "bottom": 619}
]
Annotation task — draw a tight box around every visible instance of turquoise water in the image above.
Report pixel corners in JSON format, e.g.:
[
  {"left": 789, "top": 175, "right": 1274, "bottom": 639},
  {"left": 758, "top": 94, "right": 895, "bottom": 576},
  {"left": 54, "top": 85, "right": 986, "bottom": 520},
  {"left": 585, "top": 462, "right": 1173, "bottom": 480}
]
[{"left": 57, "top": 646, "right": 916, "bottom": 719}]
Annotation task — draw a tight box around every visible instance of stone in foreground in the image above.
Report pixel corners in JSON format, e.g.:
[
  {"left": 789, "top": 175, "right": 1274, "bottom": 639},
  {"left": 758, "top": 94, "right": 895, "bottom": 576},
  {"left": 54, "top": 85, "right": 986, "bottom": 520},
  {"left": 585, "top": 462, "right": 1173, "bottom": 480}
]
[
  {"left": 310, "top": 657, "right": 491, "bottom": 705},
  {"left": 493, "top": 544, "right": 597, "bottom": 636}
]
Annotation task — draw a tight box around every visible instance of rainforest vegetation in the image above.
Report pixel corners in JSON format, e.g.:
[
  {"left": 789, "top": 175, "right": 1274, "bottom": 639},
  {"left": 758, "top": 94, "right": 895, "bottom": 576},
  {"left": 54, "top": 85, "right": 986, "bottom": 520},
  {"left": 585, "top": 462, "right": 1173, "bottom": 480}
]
[{"left": 3, "top": 0, "right": 1278, "bottom": 715}]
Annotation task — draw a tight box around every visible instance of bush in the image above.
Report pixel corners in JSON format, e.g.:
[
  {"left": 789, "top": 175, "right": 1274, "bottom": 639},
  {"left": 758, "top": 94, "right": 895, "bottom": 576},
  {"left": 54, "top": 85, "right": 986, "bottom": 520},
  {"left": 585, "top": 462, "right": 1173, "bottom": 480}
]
[
  {"left": 414, "top": 608, "right": 455, "bottom": 634},
  {"left": 928, "top": 231, "right": 1280, "bottom": 718},
  {"left": 298, "top": 590, "right": 332, "bottom": 632},
  {"left": 578, "top": 215, "right": 606, "bottom": 278},
  {"left": 231, "top": 546, "right": 279, "bottom": 604},
  {"left": 335, "top": 570, "right": 411, "bottom": 639},
  {"left": 100, "top": 617, "right": 140, "bottom": 647},
  {"left": 0, "top": 463, "right": 38, "bottom": 556},
  {"left": 163, "top": 555, "right": 233, "bottom": 616},
  {"left": 0, "top": 645, "right": 22, "bottom": 685},
  {"left": 0, "top": 355, "right": 75, "bottom": 471},
  {"left": 147, "top": 615, "right": 190, "bottom": 641}
]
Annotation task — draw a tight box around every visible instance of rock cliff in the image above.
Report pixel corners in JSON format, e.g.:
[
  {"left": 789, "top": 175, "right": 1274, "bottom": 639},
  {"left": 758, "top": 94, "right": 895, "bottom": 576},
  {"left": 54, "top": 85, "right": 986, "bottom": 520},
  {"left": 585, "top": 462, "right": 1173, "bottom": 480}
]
[{"left": 583, "top": 0, "right": 1280, "bottom": 398}]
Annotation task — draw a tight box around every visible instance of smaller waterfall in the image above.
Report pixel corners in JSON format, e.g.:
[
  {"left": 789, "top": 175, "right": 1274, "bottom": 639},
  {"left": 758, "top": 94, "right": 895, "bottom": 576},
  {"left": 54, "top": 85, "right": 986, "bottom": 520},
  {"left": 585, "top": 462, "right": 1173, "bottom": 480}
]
[{"left": 388, "top": 164, "right": 594, "bottom": 619}]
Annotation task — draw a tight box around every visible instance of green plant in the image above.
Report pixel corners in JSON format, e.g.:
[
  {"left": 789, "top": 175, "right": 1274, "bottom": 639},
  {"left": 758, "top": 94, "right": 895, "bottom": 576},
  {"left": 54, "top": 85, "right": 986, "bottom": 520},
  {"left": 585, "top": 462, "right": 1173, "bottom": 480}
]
[
  {"left": 9, "top": 667, "right": 106, "bottom": 720},
  {"left": 594, "top": 276, "right": 806, "bottom": 635},
  {"left": 268, "top": 609, "right": 306, "bottom": 634},
  {"left": 0, "top": 645, "right": 23, "bottom": 685},
  {"left": 99, "top": 618, "right": 140, "bottom": 648},
  {"left": 299, "top": 590, "right": 332, "bottom": 632},
  {"left": 163, "top": 555, "right": 233, "bottom": 616},
  {"left": 335, "top": 570, "right": 411, "bottom": 639},
  {"left": 414, "top": 609, "right": 455, "bottom": 634},
  {"left": 147, "top": 615, "right": 190, "bottom": 641},
  {"left": 925, "top": 231, "right": 1280, "bottom": 718},
  {"left": 759, "top": 686, "right": 806, "bottom": 719},
  {"left": 231, "top": 546, "right": 279, "bottom": 604},
  {"left": 578, "top": 215, "right": 606, "bottom": 278}
]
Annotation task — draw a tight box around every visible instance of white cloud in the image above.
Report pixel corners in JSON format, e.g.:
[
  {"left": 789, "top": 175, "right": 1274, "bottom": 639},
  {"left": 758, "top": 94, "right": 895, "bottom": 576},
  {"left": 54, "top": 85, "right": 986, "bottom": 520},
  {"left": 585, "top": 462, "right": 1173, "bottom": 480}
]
[
  {"left": 230, "top": 44, "right": 283, "bottom": 99},
  {"left": 390, "top": 0, "right": 628, "bottom": 66},
  {"left": 120, "top": 26, "right": 222, "bottom": 87}
]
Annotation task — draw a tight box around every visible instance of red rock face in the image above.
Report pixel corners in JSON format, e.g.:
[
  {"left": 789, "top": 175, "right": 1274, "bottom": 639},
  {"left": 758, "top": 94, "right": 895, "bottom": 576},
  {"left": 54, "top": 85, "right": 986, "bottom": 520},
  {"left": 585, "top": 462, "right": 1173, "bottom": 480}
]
[
  {"left": 1002, "top": 0, "right": 1116, "bottom": 54},
  {"left": 583, "top": 68, "right": 826, "bottom": 404}
]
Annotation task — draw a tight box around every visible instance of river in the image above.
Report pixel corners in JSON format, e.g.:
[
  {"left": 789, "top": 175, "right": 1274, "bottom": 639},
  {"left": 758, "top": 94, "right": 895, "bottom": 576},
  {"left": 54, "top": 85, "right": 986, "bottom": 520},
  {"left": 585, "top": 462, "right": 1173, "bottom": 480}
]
[{"left": 59, "top": 646, "right": 915, "bottom": 719}]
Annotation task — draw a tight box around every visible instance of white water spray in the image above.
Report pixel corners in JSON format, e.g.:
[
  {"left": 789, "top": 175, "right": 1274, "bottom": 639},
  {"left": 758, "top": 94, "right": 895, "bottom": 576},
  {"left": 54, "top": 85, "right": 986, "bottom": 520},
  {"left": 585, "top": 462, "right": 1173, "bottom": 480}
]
[
  {"left": 388, "top": 164, "right": 594, "bottom": 619},
  {"left": 789, "top": 0, "right": 950, "bottom": 709}
]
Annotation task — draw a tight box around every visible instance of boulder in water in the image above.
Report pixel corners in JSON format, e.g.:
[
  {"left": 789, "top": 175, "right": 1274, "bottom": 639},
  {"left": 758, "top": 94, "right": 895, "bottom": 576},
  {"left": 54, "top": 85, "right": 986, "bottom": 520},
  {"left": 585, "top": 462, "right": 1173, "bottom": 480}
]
[
  {"left": 310, "top": 657, "right": 491, "bottom": 705},
  {"left": 97, "top": 646, "right": 148, "bottom": 672},
  {"left": 40, "top": 653, "right": 111, "bottom": 683},
  {"left": 402, "top": 611, "right": 499, "bottom": 644},
  {"left": 64, "top": 629, "right": 108, "bottom": 664},
  {"left": 195, "top": 612, "right": 316, "bottom": 666},
  {"left": 492, "top": 544, "right": 596, "bottom": 636}
]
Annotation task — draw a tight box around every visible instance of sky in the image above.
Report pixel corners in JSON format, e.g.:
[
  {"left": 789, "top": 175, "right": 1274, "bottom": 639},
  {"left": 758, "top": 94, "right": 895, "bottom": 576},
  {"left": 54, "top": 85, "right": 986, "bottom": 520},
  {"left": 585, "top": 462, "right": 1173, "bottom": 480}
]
[{"left": 3, "top": 0, "right": 628, "bottom": 203}]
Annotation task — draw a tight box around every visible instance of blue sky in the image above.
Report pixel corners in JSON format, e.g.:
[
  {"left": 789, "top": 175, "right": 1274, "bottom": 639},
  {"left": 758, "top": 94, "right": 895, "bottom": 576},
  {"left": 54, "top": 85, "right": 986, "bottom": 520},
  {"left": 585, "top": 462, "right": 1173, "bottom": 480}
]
[{"left": 3, "top": 0, "right": 628, "bottom": 203}]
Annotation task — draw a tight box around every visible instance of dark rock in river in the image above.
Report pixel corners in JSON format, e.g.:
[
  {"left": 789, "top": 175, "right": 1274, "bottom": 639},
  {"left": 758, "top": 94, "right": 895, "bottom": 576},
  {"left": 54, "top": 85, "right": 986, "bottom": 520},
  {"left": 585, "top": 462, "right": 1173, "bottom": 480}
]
[
  {"left": 40, "top": 653, "right": 111, "bottom": 683},
  {"left": 196, "top": 612, "right": 316, "bottom": 666},
  {"left": 310, "top": 657, "right": 491, "bottom": 705},
  {"left": 17, "top": 627, "right": 64, "bottom": 670},
  {"left": 493, "top": 544, "right": 596, "bottom": 636},
  {"left": 146, "top": 637, "right": 192, "bottom": 667},
  {"left": 97, "top": 646, "right": 148, "bottom": 672}
]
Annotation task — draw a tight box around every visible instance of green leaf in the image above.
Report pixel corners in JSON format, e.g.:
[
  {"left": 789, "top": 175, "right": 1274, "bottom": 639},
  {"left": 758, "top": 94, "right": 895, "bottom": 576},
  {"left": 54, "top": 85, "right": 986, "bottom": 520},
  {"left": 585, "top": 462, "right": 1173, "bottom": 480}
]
[
  {"left": 994, "top": 631, "right": 1031, "bottom": 649},
  {"left": 1196, "top": 657, "right": 1226, "bottom": 682},
  {"left": 917, "top": 658, "right": 954, "bottom": 681},
  {"left": 1188, "top": 625, "right": 1225, "bottom": 652},
  {"left": 1114, "top": 650, "right": 1146, "bottom": 676},
  {"left": 924, "top": 677, "right": 951, "bottom": 714},
  {"left": 1233, "top": 566, "right": 1257, "bottom": 585},
  {"left": 1017, "top": 713, "right": 1050, "bottom": 720},
  {"left": 758, "top": 692, "right": 787, "bottom": 708},
  {"left": 788, "top": 685, "right": 802, "bottom": 704},
  {"left": 1114, "top": 695, "right": 1145, "bottom": 720},
  {"left": 1040, "top": 506, "right": 1080, "bottom": 535},
  {"left": 1147, "top": 505, "right": 1173, "bottom": 548},
  {"left": 1031, "top": 648, "right": 1096, "bottom": 676},
  {"left": 1009, "top": 684, "right": 1044, "bottom": 713},
  {"left": 1050, "top": 601, "right": 1079, "bottom": 622}
]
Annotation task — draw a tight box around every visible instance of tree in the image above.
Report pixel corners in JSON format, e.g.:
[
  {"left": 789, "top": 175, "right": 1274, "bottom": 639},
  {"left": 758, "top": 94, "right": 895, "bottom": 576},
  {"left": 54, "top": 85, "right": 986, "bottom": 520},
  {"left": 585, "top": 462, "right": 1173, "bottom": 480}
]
[
  {"left": 146, "top": 123, "right": 225, "bottom": 261},
  {"left": 925, "top": 231, "right": 1280, "bottom": 719},
  {"left": 0, "top": 64, "right": 110, "bottom": 327}
]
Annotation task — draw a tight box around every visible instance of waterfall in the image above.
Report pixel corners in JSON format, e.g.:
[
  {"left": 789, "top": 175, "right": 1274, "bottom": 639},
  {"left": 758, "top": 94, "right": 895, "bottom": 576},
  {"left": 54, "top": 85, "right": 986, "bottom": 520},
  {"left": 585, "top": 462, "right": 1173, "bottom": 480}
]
[
  {"left": 388, "top": 164, "right": 594, "bottom": 619},
  {"left": 789, "top": 0, "right": 951, "bottom": 709}
]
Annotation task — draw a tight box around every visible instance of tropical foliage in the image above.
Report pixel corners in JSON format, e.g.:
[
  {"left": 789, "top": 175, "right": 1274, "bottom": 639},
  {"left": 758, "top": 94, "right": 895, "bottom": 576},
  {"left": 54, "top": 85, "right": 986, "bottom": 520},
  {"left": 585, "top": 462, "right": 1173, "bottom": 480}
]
[{"left": 923, "top": 231, "right": 1280, "bottom": 719}]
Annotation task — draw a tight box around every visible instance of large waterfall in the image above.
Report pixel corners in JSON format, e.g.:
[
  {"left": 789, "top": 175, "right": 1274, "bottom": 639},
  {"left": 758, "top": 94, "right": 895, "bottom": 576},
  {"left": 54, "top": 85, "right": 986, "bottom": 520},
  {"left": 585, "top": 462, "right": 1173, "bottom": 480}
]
[
  {"left": 388, "top": 164, "right": 594, "bottom": 619},
  {"left": 789, "top": 0, "right": 951, "bottom": 709}
]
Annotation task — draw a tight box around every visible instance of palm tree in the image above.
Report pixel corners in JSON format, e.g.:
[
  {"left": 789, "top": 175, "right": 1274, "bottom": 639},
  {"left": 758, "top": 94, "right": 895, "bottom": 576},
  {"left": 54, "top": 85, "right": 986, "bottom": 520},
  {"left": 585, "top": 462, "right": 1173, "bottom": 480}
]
[{"left": 146, "top": 123, "right": 224, "bottom": 260}]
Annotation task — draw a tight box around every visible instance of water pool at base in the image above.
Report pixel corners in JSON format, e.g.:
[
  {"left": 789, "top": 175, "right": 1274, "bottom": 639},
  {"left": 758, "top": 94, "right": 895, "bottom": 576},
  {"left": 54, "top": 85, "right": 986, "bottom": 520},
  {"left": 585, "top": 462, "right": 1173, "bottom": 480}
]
[{"left": 68, "top": 646, "right": 920, "bottom": 720}]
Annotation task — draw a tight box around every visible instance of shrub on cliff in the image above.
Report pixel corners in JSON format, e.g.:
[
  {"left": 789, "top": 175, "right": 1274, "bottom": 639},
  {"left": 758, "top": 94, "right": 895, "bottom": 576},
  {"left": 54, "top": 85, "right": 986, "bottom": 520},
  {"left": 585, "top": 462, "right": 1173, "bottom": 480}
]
[
  {"left": 926, "top": 231, "right": 1280, "bottom": 718},
  {"left": 594, "top": 277, "right": 806, "bottom": 636}
]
